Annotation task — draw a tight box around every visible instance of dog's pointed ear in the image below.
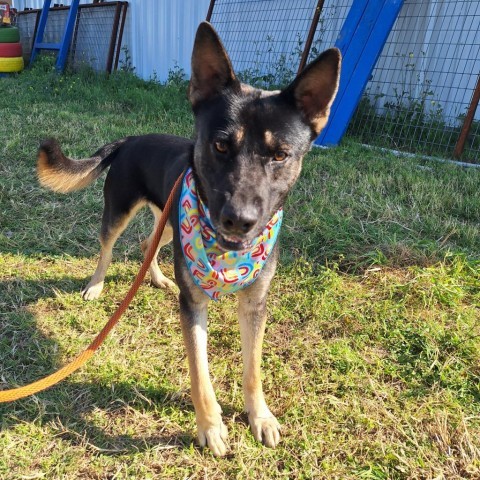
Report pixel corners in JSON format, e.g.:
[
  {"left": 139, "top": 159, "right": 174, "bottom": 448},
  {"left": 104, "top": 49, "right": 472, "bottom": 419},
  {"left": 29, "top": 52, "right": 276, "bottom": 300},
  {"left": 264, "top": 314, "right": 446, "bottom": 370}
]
[
  {"left": 189, "top": 22, "right": 239, "bottom": 107},
  {"left": 284, "top": 48, "right": 341, "bottom": 136}
]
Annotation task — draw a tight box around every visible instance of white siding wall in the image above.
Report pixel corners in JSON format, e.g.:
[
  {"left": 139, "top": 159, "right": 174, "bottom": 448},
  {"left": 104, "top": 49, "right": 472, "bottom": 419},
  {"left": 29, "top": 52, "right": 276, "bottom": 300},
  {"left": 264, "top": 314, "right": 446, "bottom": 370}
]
[{"left": 125, "top": 0, "right": 210, "bottom": 80}]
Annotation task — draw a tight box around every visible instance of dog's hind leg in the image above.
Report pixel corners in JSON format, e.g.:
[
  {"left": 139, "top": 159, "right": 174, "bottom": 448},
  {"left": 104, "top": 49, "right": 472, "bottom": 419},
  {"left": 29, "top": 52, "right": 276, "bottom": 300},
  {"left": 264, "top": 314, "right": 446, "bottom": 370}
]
[
  {"left": 140, "top": 203, "right": 177, "bottom": 292},
  {"left": 82, "top": 201, "right": 145, "bottom": 301}
]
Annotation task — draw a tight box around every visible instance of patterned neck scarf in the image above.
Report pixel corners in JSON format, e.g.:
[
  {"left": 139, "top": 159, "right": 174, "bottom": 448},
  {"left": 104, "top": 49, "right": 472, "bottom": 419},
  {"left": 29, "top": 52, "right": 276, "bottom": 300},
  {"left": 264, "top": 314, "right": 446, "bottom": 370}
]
[{"left": 178, "top": 168, "right": 283, "bottom": 300}]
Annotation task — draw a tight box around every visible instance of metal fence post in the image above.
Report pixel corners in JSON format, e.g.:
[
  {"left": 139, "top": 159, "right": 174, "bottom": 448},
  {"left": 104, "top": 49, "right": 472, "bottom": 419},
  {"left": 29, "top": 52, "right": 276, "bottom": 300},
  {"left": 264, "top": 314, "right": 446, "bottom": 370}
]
[
  {"left": 453, "top": 74, "right": 480, "bottom": 159},
  {"left": 206, "top": 0, "right": 216, "bottom": 22},
  {"left": 297, "top": 0, "right": 325, "bottom": 73}
]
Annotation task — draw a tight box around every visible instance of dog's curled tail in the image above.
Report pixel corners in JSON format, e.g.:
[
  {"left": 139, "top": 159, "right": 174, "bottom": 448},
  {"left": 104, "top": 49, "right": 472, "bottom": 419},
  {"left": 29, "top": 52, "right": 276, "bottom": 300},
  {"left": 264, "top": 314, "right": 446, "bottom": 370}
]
[{"left": 37, "top": 137, "right": 127, "bottom": 193}]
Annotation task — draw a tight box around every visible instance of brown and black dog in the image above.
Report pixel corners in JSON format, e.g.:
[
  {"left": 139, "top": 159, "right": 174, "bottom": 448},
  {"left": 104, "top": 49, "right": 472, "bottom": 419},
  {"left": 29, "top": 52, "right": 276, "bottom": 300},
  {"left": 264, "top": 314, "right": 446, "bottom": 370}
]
[{"left": 37, "top": 22, "right": 341, "bottom": 456}]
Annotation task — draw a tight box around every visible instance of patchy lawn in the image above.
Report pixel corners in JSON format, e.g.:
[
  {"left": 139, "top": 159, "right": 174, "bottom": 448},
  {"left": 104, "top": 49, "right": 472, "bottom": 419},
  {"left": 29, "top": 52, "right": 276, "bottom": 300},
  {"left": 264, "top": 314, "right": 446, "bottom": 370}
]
[{"left": 1, "top": 61, "right": 479, "bottom": 479}]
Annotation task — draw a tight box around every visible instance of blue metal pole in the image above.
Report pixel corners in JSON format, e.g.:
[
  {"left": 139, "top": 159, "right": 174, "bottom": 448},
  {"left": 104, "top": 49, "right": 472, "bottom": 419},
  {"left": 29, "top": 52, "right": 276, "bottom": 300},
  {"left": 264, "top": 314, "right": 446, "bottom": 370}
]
[
  {"left": 55, "top": 0, "right": 81, "bottom": 71},
  {"left": 29, "top": 0, "right": 53, "bottom": 66},
  {"left": 315, "top": 0, "right": 405, "bottom": 146}
]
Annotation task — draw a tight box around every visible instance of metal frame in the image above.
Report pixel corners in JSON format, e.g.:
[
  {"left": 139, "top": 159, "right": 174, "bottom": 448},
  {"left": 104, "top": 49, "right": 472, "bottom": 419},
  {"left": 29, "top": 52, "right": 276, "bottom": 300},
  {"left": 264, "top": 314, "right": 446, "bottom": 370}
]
[
  {"left": 20, "top": 1, "right": 128, "bottom": 74},
  {"left": 454, "top": 74, "right": 480, "bottom": 159},
  {"left": 113, "top": 2, "right": 128, "bottom": 71},
  {"left": 297, "top": 0, "right": 325, "bottom": 73},
  {"left": 206, "top": 0, "right": 215, "bottom": 22}
]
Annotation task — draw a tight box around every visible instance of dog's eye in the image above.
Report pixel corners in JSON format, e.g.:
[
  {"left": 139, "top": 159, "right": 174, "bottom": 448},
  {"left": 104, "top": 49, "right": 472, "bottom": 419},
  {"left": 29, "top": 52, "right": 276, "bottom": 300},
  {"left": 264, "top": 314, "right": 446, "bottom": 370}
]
[
  {"left": 273, "top": 151, "right": 287, "bottom": 162},
  {"left": 214, "top": 141, "right": 228, "bottom": 154}
]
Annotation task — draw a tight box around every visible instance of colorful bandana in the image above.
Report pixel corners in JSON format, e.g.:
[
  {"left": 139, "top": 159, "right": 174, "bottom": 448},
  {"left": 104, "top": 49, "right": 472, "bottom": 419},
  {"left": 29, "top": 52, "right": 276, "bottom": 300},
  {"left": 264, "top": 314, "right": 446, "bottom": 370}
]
[{"left": 179, "top": 168, "right": 283, "bottom": 300}]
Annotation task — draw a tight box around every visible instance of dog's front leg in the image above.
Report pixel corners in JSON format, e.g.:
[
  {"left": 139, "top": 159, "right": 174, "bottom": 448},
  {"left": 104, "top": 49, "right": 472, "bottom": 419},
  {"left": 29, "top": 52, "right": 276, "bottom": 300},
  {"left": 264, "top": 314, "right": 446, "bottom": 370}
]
[
  {"left": 237, "top": 269, "right": 281, "bottom": 448},
  {"left": 179, "top": 292, "right": 228, "bottom": 456}
]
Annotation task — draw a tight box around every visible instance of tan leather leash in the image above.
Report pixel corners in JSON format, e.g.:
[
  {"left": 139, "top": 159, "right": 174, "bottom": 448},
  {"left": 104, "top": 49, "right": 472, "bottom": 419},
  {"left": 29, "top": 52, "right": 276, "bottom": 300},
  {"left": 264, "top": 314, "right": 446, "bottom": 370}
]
[{"left": 0, "top": 170, "right": 185, "bottom": 403}]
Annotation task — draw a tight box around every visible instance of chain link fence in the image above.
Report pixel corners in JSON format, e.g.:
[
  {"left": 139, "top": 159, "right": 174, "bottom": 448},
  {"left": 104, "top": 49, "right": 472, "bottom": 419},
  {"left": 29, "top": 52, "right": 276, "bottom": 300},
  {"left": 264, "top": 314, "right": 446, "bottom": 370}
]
[
  {"left": 207, "top": 0, "right": 480, "bottom": 163},
  {"left": 16, "top": 1, "right": 128, "bottom": 73},
  {"left": 347, "top": 0, "right": 480, "bottom": 163},
  {"left": 207, "top": 0, "right": 349, "bottom": 87}
]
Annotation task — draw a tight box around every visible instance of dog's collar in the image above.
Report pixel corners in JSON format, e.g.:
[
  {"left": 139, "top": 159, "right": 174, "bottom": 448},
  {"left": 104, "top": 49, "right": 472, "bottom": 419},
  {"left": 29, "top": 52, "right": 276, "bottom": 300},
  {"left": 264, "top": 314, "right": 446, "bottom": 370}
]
[{"left": 178, "top": 168, "right": 283, "bottom": 300}]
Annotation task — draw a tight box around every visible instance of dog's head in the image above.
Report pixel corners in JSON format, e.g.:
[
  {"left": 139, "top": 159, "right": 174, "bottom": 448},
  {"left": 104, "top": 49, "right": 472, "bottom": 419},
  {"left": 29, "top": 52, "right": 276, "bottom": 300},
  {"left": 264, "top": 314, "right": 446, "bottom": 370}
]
[{"left": 189, "top": 22, "right": 341, "bottom": 251}]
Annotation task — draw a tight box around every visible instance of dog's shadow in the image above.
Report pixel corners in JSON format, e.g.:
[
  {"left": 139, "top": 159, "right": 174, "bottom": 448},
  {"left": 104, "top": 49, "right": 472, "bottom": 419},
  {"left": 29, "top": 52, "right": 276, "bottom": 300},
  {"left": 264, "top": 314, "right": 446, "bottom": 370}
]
[
  {"left": 38, "top": 381, "right": 195, "bottom": 454},
  {"left": 0, "top": 276, "right": 210, "bottom": 455}
]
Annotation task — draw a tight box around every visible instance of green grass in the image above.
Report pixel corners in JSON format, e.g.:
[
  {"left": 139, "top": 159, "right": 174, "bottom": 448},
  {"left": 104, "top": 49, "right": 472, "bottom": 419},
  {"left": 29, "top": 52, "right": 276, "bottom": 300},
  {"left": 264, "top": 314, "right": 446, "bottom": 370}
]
[{"left": 1, "top": 60, "right": 480, "bottom": 479}]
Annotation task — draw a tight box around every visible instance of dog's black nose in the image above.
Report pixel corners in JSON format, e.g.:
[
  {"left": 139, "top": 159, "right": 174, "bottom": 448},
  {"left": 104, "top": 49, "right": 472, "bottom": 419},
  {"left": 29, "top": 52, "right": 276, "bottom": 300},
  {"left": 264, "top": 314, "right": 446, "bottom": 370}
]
[{"left": 220, "top": 204, "right": 257, "bottom": 234}]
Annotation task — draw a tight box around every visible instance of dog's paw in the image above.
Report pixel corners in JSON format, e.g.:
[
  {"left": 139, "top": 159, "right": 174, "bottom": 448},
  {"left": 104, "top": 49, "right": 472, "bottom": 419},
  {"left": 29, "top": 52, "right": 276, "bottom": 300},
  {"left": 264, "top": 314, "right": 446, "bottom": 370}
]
[
  {"left": 197, "top": 420, "right": 229, "bottom": 457},
  {"left": 248, "top": 413, "right": 281, "bottom": 448},
  {"left": 150, "top": 275, "right": 179, "bottom": 292},
  {"left": 81, "top": 281, "right": 104, "bottom": 301},
  {"left": 150, "top": 271, "right": 179, "bottom": 292}
]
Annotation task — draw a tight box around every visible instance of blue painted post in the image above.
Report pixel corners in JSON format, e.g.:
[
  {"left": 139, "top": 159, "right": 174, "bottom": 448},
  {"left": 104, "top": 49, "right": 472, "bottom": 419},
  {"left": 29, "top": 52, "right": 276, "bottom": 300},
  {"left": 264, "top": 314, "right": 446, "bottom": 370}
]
[
  {"left": 315, "top": 0, "right": 405, "bottom": 146},
  {"left": 29, "top": 0, "right": 52, "bottom": 66},
  {"left": 29, "top": 0, "right": 81, "bottom": 72},
  {"left": 56, "top": 0, "right": 80, "bottom": 71}
]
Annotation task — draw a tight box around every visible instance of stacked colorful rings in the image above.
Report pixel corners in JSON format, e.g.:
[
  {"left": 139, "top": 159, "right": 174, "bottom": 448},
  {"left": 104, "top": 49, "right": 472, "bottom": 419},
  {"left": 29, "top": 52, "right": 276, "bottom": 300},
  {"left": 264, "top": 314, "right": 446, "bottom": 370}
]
[{"left": 0, "top": 26, "right": 24, "bottom": 73}]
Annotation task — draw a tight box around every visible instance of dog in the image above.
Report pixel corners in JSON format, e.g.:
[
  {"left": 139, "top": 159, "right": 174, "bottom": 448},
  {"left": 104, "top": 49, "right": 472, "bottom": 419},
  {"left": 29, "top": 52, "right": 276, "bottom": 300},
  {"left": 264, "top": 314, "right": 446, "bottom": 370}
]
[{"left": 37, "top": 22, "right": 341, "bottom": 456}]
